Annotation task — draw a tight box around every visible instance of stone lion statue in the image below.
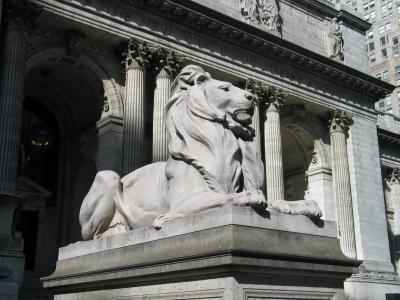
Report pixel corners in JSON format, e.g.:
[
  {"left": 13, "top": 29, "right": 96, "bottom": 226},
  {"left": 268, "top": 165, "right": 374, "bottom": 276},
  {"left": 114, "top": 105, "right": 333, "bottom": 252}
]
[{"left": 79, "top": 65, "right": 321, "bottom": 240}]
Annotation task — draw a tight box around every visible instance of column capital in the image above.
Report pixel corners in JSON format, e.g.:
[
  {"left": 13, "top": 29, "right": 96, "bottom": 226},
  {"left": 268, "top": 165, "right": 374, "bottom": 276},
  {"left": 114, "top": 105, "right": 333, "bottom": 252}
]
[
  {"left": 329, "top": 109, "right": 353, "bottom": 134},
  {"left": 2, "top": 0, "right": 41, "bottom": 31},
  {"left": 388, "top": 168, "right": 400, "bottom": 185},
  {"left": 153, "top": 48, "right": 182, "bottom": 78},
  {"left": 122, "top": 38, "right": 152, "bottom": 71},
  {"left": 246, "top": 79, "right": 287, "bottom": 113}
]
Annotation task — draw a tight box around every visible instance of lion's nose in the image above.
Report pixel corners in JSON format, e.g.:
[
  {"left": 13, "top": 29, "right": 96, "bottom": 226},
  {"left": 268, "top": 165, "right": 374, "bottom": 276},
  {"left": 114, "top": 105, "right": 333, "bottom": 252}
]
[{"left": 245, "top": 91, "right": 256, "bottom": 102}]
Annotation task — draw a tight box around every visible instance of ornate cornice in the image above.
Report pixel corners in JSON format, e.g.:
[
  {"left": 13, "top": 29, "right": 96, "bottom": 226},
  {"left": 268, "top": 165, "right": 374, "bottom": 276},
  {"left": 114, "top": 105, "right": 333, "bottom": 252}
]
[
  {"left": 378, "top": 129, "right": 400, "bottom": 147},
  {"left": 131, "top": 0, "right": 391, "bottom": 100},
  {"left": 329, "top": 109, "right": 353, "bottom": 133},
  {"left": 122, "top": 38, "right": 152, "bottom": 71}
]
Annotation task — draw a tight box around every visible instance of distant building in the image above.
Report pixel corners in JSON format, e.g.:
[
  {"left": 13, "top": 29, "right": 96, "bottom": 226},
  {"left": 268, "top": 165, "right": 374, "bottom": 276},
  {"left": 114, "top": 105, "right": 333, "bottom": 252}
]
[{"left": 336, "top": 0, "right": 400, "bottom": 115}]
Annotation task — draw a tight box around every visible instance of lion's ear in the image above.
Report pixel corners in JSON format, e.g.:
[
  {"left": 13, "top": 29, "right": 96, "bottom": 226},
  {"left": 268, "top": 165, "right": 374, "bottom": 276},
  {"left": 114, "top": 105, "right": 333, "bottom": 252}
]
[{"left": 194, "top": 73, "right": 210, "bottom": 85}]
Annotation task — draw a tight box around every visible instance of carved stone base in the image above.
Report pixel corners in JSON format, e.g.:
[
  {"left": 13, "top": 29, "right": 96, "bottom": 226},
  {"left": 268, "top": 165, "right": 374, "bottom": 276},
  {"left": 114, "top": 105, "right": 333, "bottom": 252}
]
[{"left": 42, "top": 205, "right": 359, "bottom": 299}]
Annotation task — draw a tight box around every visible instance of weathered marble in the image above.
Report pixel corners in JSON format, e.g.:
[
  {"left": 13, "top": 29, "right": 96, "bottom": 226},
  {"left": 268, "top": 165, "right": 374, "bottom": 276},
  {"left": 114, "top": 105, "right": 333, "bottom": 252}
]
[
  {"left": 122, "top": 39, "right": 150, "bottom": 175},
  {"left": 329, "top": 109, "right": 356, "bottom": 259}
]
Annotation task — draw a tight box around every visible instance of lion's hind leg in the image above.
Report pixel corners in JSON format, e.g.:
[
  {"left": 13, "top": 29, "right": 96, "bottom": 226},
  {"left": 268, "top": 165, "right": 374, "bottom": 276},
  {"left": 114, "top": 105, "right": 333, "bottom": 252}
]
[{"left": 79, "top": 170, "right": 121, "bottom": 240}]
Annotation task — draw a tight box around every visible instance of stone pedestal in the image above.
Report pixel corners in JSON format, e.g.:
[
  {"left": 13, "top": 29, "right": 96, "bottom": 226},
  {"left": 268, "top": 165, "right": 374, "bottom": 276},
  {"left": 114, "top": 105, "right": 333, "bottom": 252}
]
[{"left": 42, "top": 206, "right": 360, "bottom": 299}]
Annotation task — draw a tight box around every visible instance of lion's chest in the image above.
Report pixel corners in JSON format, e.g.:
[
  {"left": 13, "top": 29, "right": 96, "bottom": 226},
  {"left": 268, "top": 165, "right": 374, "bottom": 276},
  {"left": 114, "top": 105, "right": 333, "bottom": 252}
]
[{"left": 208, "top": 133, "right": 244, "bottom": 194}]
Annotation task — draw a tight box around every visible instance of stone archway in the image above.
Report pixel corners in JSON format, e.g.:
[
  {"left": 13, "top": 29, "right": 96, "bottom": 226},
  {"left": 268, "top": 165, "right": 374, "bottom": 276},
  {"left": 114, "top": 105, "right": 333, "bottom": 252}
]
[{"left": 281, "top": 115, "right": 334, "bottom": 220}]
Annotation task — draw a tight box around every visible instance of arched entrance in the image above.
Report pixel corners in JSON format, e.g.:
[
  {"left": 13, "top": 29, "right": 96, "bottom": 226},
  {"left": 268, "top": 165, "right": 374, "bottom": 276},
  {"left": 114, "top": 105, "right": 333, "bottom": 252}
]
[{"left": 15, "top": 48, "right": 124, "bottom": 297}]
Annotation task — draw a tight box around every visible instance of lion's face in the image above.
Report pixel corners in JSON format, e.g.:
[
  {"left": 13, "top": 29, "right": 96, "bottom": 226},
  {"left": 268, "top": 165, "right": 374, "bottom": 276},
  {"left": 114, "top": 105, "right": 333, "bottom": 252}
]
[{"left": 190, "top": 74, "right": 256, "bottom": 126}]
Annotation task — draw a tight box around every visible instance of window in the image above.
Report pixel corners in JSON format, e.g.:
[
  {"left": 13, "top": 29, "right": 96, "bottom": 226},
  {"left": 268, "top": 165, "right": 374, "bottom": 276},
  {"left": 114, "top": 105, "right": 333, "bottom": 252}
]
[
  {"left": 364, "top": 2, "right": 369, "bottom": 9},
  {"left": 383, "top": 70, "right": 390, "bottom": 79},
  {"left": 370, "top": 53, "right": 376, "bottom": 62},
  {"left": 386, "top": 22, "right": 392, "bottom": 31},
  {"left": 382, "top": 4, "right": 388, "bottom": 14},
  {"left": 379, "top": 25, "right": 385, "bottom": 33},
  {"left": 369, "top": 42, "right": 375, "bottom": 51},
  {"left": 379, "top": 100, "right": 385, "bottom": 107},
  {"left": 386, "top": 95, "right": 393, "bottom": 104},
  {"left": 368, "top": 31, "right": 374, "bottom": 39},
  {"left": 393, "top": 36, "right": 399, "bottom": 45},
  {"left": 388, "top": 108, "right": 393, "bottom": 114},
  {"left": 395, "top": 66, "right": 400, "bottom": 73},
  {"left": 370, "top": 10, "right": 376, "bottom": 19},
  {"left": 382, "top": 48, "right": 388, "bottom": 57},
  {"left": 370, "top": 0, "right": 375, "bottom": 7},
  {"left": 376, "top": 73, "right": 382, "bottom": 79},
  {"left": 380, "top": 36, "right": 387, "bottom": 45},
  {"left": 394, "top": 48, "right": 400, "bottom": 57},
  {"left": 365, "top": 13, "right": 370, "bottom": 20},
  {"left": 397, "top": 79, "right": 400, "bottom": 86}
]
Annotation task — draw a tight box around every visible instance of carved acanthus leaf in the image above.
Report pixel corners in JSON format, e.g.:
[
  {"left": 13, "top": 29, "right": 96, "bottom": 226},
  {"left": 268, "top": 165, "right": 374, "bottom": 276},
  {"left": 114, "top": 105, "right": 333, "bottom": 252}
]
[
  {"left": 329, "top": 109, "right": 353, "bottom": 133},
  {"left": 246, "top": 79, "right": 287, "bottom": 111},
  {"left": 388, "top": 168, "right": 400, "bottom": 185},
  {"left": 154, "top": 48, "right": 182, "bottom": 78},
  {"left": 122, "top": 38, "right": 152, "bottom": 71}
]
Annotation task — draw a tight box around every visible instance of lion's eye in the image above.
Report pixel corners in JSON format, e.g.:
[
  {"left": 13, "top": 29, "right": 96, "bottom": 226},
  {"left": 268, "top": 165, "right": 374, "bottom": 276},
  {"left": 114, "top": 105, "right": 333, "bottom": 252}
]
[{"left": 218, "top": 85, "right": 230, "bottom": 91}]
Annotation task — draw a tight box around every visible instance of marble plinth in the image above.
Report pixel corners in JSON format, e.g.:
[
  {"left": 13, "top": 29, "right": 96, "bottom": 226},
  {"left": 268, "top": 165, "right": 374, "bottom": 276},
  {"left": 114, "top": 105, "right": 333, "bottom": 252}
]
[{"left": 42, "top": 205, "right": 360, "bottom": 299}]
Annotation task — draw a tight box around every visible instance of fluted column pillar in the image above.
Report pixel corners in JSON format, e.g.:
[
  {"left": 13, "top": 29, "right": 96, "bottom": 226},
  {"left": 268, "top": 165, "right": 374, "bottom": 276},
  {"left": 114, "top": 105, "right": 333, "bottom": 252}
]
[
  {"left": 122, "top": 39, "right": 151, "bottom": 175},
  {"left": 246, "top": 80, "right": 261, "bottom": 154},
  {"left": 152, "top": 50, "right": 180, "bottom": 162},
  {"left": 329, "top": 109, "right": 356, "bottom": 258},
  {"left": 388, "top": 168, "right": 400, "bottom": 274},
  {"left": 263, "top": 88, "right": 287, "bottom": 202},
  {"left": 0, "top": 0, "right": 35, "bottom": 195}
]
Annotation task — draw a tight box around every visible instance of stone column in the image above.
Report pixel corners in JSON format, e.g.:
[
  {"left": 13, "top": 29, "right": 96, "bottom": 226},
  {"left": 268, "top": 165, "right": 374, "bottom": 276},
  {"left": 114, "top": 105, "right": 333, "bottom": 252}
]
[
  {"left": 388, "top": 168, "right": 400, "bottom": 274},
  {"left": 246, "top": 79, "right": 263, "bottom": 156},
  {"left": 122, "top": 39, "right": 151, "bottom": 175},
  {"left": 152, "top": 50, "right": 180, "bottom": 162},
  {"left": 329, "top": 109, "right": 357, "bottom": 258},
  {"left": 0, "top": 7, "right": 28, "bottom": 196},
  {"left": 263, "top": 88, "right": 287, "bottom": 202}
]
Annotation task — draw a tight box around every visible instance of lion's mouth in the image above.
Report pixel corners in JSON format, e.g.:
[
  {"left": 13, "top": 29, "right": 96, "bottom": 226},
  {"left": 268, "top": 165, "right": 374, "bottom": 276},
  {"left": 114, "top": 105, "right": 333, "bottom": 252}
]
[{"left": 233, "top": 108, "right": 254, "bottom": 125}]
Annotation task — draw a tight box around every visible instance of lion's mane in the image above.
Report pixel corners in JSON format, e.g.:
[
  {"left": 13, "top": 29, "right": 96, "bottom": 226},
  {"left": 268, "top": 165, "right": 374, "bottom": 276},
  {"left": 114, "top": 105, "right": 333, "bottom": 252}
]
[{"left": 165, "top": 65, "right": 264, "bottom": 193}]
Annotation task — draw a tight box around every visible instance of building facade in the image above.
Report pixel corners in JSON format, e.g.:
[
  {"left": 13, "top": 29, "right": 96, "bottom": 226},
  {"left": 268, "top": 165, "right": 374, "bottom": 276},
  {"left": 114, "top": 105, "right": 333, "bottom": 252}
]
[
  {"left": 0, "top": 0, "right": 399, "bottom": 299},
  {"left": 337, "top": 0, "right": 400, "bottom": 115}
]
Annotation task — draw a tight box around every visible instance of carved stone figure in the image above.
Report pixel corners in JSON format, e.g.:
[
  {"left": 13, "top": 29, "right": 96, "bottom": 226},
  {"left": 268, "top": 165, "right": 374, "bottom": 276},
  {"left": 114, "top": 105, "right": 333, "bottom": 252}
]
[
  {"left": 239, "top": 0, "right": 280, "bottom": 31},
  {"left": 327, "top": 17, "right": 344, "bottom": 61},
  {"left": 79, "top": 65, "right": 321, "bottom": 240},
  {"left": 260, "top": 0, "right": 279, "bottom": 31},
  {"left": 240, "top": 0, "right": 258, "bottom": 23}
]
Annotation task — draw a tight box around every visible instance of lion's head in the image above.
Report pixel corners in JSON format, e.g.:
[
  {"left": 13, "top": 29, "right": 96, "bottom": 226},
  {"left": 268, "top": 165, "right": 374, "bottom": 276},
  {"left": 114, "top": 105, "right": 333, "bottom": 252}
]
[{"left": 165, "top": 65, "right": 264, "bottom": 193}]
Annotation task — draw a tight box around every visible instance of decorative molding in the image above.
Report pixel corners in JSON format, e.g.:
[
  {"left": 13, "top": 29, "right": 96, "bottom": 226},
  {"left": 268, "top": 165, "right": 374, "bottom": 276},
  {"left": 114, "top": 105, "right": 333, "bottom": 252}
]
[
  {"left": 351, "top": 271, "right": 399, "bottom": 282},
  {"left": 388, "top": 168, "right": 400, "bottom": 185},
  {"left": 329, "top": 109, "right": 353, "bottom": 133},
  {"left": 122, "top": 38, "right": 152, "bottom": 71},
  {"left": 239, "top": 0, "right": 281, "bottom": 32},
  {"left": 153, "top": 48, "right": 182, "bottom": 78},
  {"left": 246, "top": 79, "right": 287, "bottom": 111},
  {"left": 140, "top": 0, "right": 391, "bottom": 99}
]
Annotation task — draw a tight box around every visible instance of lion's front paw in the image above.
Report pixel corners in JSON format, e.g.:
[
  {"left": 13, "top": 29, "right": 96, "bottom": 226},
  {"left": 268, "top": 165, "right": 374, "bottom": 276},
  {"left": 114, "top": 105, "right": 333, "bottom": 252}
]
[
  {"left": 302, "top": 200, "right": 322, "bottom": 218},
  {"left": 268, "top": 200, "right": 322, "bottom": 218},
  {"left": 232, "top": 190, "right": 267, "bottom": 207}
]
